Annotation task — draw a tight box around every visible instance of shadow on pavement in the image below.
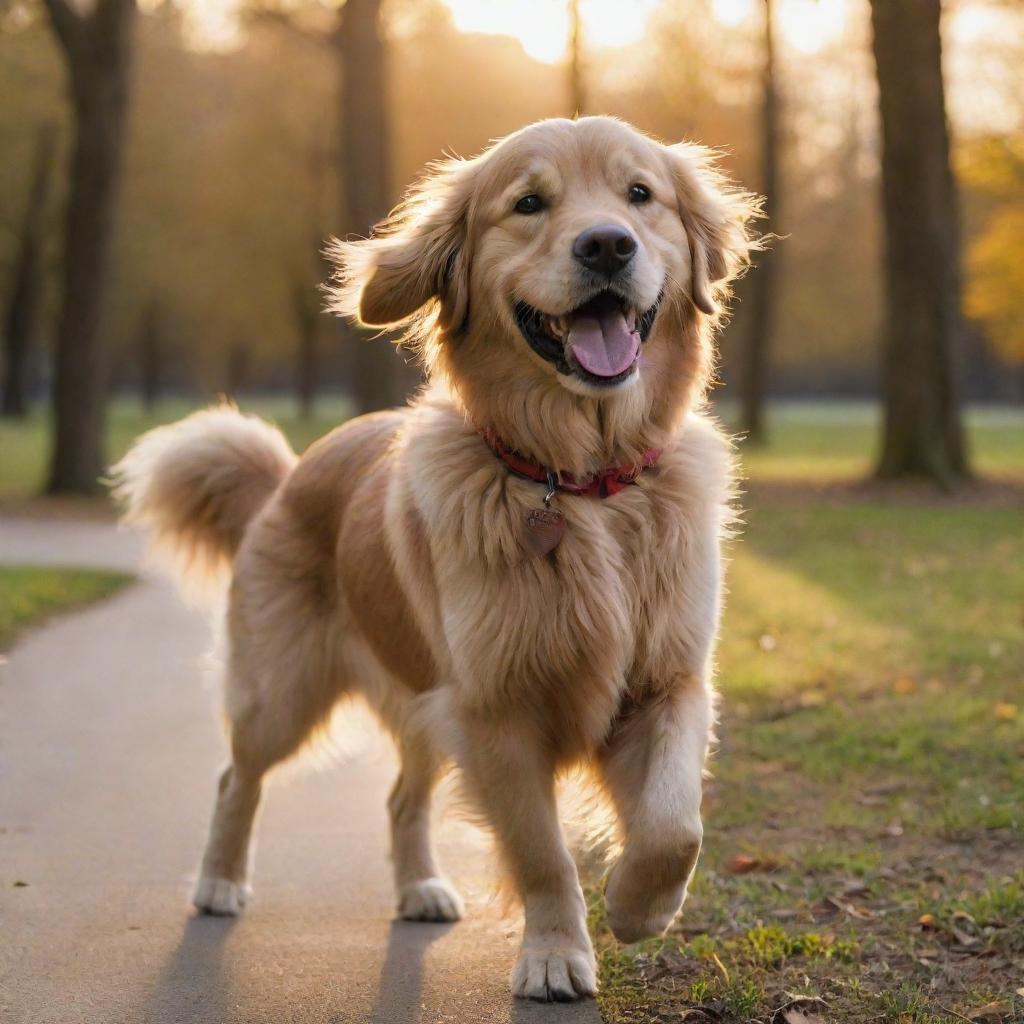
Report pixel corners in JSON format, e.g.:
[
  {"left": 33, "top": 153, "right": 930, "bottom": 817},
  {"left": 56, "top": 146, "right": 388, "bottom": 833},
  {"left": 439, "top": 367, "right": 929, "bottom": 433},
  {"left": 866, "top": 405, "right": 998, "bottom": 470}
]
[
  {"left": 144, "top": 914, "right": 235, "bottom": 1023},
  {"left": 369, "top": 920, "right": 454, "bottom": 1023},
  {"left": 510, "top": 995, "right": 604, "bottom": 1024}
]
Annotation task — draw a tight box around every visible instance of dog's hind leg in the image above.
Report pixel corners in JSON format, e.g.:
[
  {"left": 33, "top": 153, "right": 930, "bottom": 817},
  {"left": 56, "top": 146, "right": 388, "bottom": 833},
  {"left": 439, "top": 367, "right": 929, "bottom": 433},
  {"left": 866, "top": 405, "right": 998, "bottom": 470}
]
[
  {"left": 387, "top": 695, "right": 463, "bottom": 922},
  {"left": 193, "top": 677, "right": 329, "bottom": 916}
]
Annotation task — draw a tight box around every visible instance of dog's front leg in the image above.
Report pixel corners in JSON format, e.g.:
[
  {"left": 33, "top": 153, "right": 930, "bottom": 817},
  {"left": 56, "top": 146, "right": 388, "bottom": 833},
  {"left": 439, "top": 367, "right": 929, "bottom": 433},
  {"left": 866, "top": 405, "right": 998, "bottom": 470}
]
[
  {"left": 456, "top": 711, "right": 596, "bottom": 1002},
  {"left": 599, "top": 674, "right": 713, "bottom": 942}
]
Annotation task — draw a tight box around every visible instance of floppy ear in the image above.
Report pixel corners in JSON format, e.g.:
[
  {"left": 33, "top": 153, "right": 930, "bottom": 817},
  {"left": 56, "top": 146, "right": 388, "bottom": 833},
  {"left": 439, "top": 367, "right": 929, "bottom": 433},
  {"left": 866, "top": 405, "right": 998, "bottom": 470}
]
[
  {"left": 666, "top": 143, "right": 762, "bottom": 316},
  {"left": 328, "top": 158, "right": 475, "bottom": 333}
]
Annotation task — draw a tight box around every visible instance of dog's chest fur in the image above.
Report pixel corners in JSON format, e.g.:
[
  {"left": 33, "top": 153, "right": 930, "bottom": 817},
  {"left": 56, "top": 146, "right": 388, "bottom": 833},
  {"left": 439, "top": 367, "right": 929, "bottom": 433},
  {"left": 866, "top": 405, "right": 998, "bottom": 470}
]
[{"left": 389, "top": 401, "right": 733, "bottom": 754}]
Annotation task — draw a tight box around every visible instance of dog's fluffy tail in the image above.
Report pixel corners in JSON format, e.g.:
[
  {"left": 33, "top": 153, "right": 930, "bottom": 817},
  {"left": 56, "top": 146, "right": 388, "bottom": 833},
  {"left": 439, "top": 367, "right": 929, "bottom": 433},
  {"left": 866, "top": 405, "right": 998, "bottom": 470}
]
[{"left": 111, "top": 404, "right": 297, "bottom": 598}]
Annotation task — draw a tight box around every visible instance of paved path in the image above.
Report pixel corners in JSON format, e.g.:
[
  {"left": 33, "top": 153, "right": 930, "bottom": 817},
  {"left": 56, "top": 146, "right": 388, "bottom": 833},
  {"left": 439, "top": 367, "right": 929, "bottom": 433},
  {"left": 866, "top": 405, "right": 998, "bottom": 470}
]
[{"left": 0, "top": 517, "right": 603, "bottom": 1024}]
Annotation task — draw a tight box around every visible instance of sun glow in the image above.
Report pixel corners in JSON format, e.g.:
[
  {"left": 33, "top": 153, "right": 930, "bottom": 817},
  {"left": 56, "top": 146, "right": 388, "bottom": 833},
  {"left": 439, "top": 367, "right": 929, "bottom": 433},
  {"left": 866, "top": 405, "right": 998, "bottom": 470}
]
[
  {"left": 712, "top": 0, "right": 848, "bottom": 54},
  {"left": 441, "top": 0, "right": 662, "bottom": 65}
]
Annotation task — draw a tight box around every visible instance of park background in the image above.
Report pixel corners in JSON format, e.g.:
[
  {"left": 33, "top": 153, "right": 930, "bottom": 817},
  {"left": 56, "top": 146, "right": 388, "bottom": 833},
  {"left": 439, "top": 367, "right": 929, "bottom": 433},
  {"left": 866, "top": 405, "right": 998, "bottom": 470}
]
[{"left": 1, "top": 1, "right": 1022, "bottom": 1022}]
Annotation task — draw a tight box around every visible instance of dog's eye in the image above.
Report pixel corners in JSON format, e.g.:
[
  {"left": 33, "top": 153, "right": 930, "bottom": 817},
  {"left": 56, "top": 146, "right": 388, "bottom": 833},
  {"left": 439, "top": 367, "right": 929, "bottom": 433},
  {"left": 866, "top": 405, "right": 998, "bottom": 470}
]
[
  {"left": 628, "top": 183, "right": 652, "bottom": 204},
  {"left": 514, "top": 194, "right": 544, "bottom": 215}
]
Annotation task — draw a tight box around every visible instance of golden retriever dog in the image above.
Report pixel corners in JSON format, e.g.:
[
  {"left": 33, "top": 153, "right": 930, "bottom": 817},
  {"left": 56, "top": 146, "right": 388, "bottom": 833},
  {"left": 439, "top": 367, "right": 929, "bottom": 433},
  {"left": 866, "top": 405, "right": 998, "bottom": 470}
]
[{"left": 113, "top": 116, "right": 758, "bottom": 1002}]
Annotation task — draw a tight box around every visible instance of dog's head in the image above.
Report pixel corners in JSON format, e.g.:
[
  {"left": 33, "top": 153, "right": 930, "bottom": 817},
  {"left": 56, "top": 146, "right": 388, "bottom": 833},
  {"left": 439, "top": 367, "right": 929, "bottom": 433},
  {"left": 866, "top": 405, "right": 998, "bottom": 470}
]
[{"left": 331, "top": 117, "right": 759, "bottom": 425}]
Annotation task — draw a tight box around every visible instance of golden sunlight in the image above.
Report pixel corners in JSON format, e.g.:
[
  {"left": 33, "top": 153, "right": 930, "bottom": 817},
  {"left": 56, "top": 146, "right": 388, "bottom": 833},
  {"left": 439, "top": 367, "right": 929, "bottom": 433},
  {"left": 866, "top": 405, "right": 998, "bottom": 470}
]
[
  {"left": 441, "top": 0, "right": 661, "bottom": 64},
  {"left": 712, "top": 0, "right": 849, "bottom": 53}
]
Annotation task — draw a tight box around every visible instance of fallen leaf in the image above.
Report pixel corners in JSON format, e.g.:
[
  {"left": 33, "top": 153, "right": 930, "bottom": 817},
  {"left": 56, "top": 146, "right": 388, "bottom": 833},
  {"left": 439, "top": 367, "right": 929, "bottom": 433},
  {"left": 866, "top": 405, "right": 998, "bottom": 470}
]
[
  {"left": 773, "top": 995, "right": 829, "bottom": 1024},
  {"left": 893, "top": 676, "right": 917, "bottom": 695},
  {"left": 966, "top": 1001, "right": 1011, "bottom": 1022},
  {"left": 725, "top": 854, "right": 761, "bottom": 874},
  {"left": 994, "top": 702, "right": 1018, "bottom": 721},
  {"left": 951, "top": 926, "right": 980, "bottom": 948},
  {"left": 781, "top": 1011, "right": 822, "bottom": 1024}
]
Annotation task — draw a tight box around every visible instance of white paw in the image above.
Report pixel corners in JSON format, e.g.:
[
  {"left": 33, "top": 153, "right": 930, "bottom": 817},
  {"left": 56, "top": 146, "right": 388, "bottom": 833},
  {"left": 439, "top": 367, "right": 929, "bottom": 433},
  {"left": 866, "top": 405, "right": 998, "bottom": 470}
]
[
  {"left": 398, "top": 877, "right": 464, "bottom": 922},
  {"left": 193, "top": 876, "right": 248, "bottom": 916},
  {"left": 512, "top": 943, "right": 597, "bottom": 1002}
]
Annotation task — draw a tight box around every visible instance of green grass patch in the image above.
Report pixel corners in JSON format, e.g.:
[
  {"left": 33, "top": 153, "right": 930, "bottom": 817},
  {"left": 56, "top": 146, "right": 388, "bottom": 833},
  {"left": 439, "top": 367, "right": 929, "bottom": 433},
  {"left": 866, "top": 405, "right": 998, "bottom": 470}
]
[
  {"left": 594, "top": 495, "right": 1023, "bottom": 1022},
  {"left": 1, "top": 398, "right": 1021, "bottom": 501},
  {"left": 0, "top": 395, "right": 353, "bottom": 501},
  {"left": 720, "top": 401, "right": 1024, "bottom": 482},
  {"left": 0, "top": 566, "right": 132, "bottom": 650}
]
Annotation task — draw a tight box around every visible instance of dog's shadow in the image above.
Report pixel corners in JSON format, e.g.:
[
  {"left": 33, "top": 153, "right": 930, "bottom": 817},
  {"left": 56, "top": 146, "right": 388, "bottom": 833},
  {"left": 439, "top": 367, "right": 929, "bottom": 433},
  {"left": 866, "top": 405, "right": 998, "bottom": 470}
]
[
  {"left": 145, "top": 914, "right": 603, "bottom": 1023},
  {"left": 370, "top": 920, "right": 603, "bottom": 1024},
  {"left": 367, "top": 919, "right": 453, "bottom": 1023},
  {"left": 509, "top": 995, "right": 604, "bottom": 1024},
  {"left": 144, "top": 914, "right": 236, "bottom": 1023}
]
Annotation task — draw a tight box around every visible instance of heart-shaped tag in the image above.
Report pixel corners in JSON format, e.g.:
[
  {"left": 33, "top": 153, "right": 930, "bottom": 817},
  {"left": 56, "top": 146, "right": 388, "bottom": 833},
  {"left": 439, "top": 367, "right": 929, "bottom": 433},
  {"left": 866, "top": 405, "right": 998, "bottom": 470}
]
[{"left": 524, "top": 508, "right": 565, "bottom": 557}]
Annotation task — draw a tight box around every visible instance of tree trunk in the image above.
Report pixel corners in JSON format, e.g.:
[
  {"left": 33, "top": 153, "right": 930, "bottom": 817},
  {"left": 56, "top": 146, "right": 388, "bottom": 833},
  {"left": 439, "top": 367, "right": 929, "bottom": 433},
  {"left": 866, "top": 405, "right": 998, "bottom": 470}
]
[
  {"left": 43, "top": 0, "right": 137, "bottom": 494},
  {"left": 2, "top": 124, "right": 57, "bottom": 420},
  {"left": 869, "top": 0, "right": 968, "bottom": 483},
  {"left": 338, "top": 0, "right": 410, "bottom": 413},
  {"left": 293, "top": 281, "right": 318, "bottom": 420},
  {"left": 740, "top": 0, "right": 779, "bottom": 444},
  {"left": 569, "top": 0, "right": 585, "bottom": 115},
  {"left": 138, "top": 300, "right": 161, "bottom": 413}
]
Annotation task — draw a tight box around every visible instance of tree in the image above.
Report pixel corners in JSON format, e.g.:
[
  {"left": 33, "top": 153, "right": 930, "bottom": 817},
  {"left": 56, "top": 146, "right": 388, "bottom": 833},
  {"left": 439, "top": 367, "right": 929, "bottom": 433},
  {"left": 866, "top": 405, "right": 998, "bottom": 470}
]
[
  {"left": 868, "top": 0, "right": 968, "bottom": 483},
  {"left": 2, "top": 122, "right": 56, "bottom": 419},
  {"left": 739, "top": 0, "right": 779, "bottom": 443},
  {"left": 42, "top": 0, "right": 137, "bottom": 494},
  {"left": 338, "top": 0, "right": 411, "bottom": 412},
  {"left": 568, "top": 0, "right": 585, "bottom": 115},
  {"left": 962, "top": 136, "right": 1024, "bottom": 372},
  {"left": 136, "top": 298, "right": 162, "bottom": 413}
]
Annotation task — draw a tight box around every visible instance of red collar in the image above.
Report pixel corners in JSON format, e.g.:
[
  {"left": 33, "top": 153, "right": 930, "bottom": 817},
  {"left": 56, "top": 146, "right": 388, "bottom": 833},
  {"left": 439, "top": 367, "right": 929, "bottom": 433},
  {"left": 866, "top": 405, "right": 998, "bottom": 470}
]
[{"left": 480, "top": 427, "right": 661, "bottom": 499}]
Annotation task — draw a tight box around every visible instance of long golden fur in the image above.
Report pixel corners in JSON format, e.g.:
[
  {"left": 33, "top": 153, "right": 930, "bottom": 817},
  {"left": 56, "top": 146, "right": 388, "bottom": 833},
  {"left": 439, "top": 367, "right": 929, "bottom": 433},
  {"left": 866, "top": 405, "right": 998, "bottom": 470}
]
[{"left": 113, "top": 116, "right": 759, "bottom": 1002}]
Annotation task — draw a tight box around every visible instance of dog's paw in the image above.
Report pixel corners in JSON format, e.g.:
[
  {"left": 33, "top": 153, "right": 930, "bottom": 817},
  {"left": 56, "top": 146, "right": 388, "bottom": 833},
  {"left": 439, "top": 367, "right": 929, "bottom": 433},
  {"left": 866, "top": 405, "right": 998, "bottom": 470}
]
[
  {"left": 512, "top": 943, "right": 597, "bottom": 1002},
  {"left": 605, "top": 835, "right": 700, "bottom": 943},
  {"left": 398, "top": 878, "right": 464, "bottom": 922},
  {"left": 193, "top": 876, "right": 248, "bottom": 916}
]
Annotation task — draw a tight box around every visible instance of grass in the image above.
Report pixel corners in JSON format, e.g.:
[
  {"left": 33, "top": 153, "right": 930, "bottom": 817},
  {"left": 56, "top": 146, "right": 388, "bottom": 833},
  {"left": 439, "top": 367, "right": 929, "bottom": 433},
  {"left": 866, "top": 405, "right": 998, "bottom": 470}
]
[
  {"left": 1, "top": 397, "right": 1021, "bottom": 503},
  {"left": 0, "top": 395, "right": 353, "bottom": 502},
  {"left": 0, "top": 566, "right": 132, "bottom": 651},
  {"left": 720, "top": 401, "right": 1024, "bottom": 482},
  {"left": 592, "top": 497, "right": 1024, "bottom": 1023}
]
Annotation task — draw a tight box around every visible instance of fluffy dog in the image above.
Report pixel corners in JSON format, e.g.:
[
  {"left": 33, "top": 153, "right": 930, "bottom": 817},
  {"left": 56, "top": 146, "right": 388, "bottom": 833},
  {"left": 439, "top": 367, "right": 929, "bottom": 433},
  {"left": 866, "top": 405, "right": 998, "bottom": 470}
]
[{"left": 114, "top": 116, "right": 759, "bottom": 1002}]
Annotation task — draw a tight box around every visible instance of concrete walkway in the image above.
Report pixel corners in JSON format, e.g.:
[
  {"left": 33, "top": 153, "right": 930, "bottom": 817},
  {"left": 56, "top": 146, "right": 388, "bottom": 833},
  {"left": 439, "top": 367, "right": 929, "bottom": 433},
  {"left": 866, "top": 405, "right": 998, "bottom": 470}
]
[{"left": 0, "top": 517, "right": 603, "bottom": 1024}]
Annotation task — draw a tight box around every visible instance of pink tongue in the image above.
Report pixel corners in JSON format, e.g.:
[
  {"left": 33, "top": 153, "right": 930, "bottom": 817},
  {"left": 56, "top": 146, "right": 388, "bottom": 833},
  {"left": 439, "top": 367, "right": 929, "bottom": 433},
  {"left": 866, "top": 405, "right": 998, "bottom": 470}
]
[{"left": 568, "top": 307, "right": 640, "bottom": 378}]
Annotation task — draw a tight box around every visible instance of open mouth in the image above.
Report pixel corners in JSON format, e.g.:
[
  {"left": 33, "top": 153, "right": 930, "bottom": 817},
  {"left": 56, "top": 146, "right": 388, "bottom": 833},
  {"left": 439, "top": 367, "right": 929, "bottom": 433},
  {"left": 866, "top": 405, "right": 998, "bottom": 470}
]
[{"left": 514, "top": 290, "right": 662, "bottom": 387}]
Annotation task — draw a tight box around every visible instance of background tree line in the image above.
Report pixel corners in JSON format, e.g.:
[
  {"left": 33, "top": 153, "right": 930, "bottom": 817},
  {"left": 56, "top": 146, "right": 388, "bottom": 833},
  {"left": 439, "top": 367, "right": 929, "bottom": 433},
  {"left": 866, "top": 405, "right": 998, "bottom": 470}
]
[{"left": 0, "top": 0, "right": 1022, "bottom": 491}]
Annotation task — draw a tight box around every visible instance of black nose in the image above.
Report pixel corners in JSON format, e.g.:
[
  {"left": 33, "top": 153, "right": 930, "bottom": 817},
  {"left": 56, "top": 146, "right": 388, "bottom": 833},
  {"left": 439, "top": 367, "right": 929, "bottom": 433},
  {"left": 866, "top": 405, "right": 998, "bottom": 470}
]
[{"left": 572, "top": 224, "right": 637, "bottom": 277}]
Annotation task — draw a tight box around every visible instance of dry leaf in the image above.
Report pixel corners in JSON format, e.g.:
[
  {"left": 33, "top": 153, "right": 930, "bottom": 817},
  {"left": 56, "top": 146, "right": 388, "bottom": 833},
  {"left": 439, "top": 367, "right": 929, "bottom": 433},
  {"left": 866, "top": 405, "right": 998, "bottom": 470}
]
[
  {"left": 725, "top": 854, "right": 762, "bottom": 874},
  {"left": 966, "top": 1001, "right": 1011, "bottom": 1022},
  {"left": 893, "top": 676, "right": 917, "bottom": 695},
  {"left": 994, "top": 702, "right": 1018, "bottom": 721},
  {"left": 782, "top": 1011, "right": 823, "bottom": 1024},
  {"left": 951, "top": 926, "right": 980, "bottom": 947},
  {"left": 774, "top": 995, "right": 829, "bottom": 1024}
]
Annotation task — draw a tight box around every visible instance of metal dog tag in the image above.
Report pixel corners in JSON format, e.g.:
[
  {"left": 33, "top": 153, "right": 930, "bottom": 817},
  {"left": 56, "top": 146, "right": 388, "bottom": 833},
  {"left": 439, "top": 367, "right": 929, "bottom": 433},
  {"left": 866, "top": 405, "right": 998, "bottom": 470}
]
[
  {"left": 524, "top": 507, "right": 565, "bottom": 557},
  {"left": 524, "top": 472, "right": 564, "bottom": 557}
]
